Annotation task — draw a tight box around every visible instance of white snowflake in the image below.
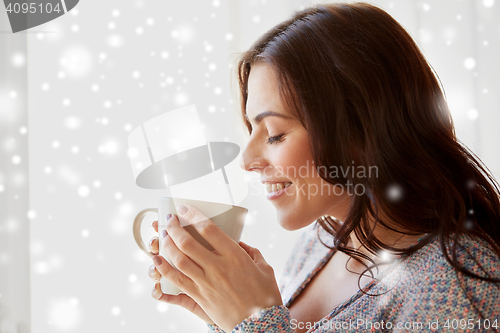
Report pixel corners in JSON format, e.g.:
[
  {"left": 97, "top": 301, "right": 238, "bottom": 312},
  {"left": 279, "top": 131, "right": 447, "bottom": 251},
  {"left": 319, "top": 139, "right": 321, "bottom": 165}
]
[
  {"left": 107, "top": 35, "right": 125, "bottom": 48},
  {"left": 172, "top": 25, "right": 195, "bottom": 44},
  {"left": 174, "top": 92, "right": 189, "bottom": 105},
  {"left": 60, "top": 46, "right": 93, "bottom": 78},
  {"left": 157, "top": 302, "right": 169, "bottom": 313},
  {"left": 483, "top": 0, "right": 495, "bottom": 7},
  {"left": 27, "top": 210, "right": 36, "bottom": 219},
  {"left": 48, "top": 298, "right": 82, "bottom": 330},
  {"left": 12, "top": 155, "right": 21, "bottom": 165},
  {"left": 33, "top": 261, "right": 49, "bottom": 274},
  {"left": 78, "top": 185, "right": 90, "bottom": 197},
  {"left": 11, "top": 52, "right": 26, "bottom": 67},
  {"left": 64, "top": 116, "right": 82, "bottom": 129},
  {"left": 467, "top": 108, "right": 478, "bottom": 120},
  {"left": 464, "top": 57, "right": 476, "bottom": 70},
  {"left": 204, "top": 42, "right": 213, "bottom": 52},
  {"left": 386, "top": 184, "right": 403, "bottom": 202}
]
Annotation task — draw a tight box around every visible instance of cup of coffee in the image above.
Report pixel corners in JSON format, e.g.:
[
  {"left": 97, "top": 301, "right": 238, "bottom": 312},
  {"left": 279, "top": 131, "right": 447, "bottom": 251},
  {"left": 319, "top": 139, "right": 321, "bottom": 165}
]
[{"left": 133, "top": 197, "right": 247, "bottom": 295}]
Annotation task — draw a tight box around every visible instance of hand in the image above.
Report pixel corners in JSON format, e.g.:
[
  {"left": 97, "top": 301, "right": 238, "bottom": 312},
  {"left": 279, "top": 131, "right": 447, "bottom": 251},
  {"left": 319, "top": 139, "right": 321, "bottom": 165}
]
[
  {"left": 152, "top": 204, "right": 283, "bottom": 333},
  {"left": 147, "top": 220, "right": 215, "bottom": 326}
]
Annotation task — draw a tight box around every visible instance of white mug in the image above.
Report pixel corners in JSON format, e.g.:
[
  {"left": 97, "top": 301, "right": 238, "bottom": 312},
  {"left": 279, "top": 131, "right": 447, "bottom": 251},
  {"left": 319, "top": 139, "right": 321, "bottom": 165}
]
[{"left": 133, "top": 197, "right": 247, "bottom": 295}]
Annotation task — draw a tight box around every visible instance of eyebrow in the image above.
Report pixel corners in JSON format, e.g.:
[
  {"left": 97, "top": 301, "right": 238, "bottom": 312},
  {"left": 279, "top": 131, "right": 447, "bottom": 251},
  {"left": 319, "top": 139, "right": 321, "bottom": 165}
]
[{"left": 245, "top": 110, "right": 293, "bottom": 125}]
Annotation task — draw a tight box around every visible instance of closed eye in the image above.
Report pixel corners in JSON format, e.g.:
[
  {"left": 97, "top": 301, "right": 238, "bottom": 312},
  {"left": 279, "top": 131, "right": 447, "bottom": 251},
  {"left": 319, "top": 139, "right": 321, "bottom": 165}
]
[{"left": 267, "top": 134, "right": 285, "bottom": 145}]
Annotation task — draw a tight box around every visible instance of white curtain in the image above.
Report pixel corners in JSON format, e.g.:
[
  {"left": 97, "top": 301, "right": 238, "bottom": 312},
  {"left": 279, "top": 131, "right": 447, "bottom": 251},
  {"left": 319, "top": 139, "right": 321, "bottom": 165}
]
[
  {"left": 0, "top": 7, "right": 30, "bottom": 333},
  {"left": 0, "top": 1, "right": 498, "bottom": 332}
]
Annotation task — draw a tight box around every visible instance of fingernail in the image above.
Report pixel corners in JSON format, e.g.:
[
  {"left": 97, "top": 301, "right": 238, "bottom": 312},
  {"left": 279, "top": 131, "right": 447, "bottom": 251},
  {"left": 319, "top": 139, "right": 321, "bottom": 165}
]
[
  {"left": 165, "top": 214, "right": 172, "bottom": 222},
  {"left": 152, "top": 285, "right": 161, "bottom": 299},
  {"left": 152, "top": 255, "right": 162, "bottom": 267},
  {"left": 149, "top": 265, "right": 156, "bottom": 273},
  {"left": 177, "top": 204, "right": 188, "bottom": 215},
  {"left": 148, "top": 238, "right": 155, "bottom": 249},
  {"left": 161, "top": 229, "right": 167, "bottom": 239}
]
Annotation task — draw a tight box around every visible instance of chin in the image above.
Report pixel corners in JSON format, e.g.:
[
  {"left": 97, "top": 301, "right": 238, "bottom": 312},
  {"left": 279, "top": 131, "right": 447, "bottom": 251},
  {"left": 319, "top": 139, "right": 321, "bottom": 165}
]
[{"left": 276, "top": 212, "right": 311, "bottom": 231}]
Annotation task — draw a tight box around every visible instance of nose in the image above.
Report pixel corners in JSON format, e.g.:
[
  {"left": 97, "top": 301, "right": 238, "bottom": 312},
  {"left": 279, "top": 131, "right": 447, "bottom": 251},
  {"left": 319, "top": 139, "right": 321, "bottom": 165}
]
[{"left": 239, "top": 138, "right": 267, "bottom": 172}]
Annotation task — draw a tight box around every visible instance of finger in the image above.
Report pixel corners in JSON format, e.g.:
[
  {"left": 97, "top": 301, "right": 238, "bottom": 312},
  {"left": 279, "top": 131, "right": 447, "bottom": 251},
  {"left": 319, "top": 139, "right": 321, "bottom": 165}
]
[
  {"left": 173, "top": 204, "right": 236, "bottom": 255},
  {"left": 157, "top": 290, "right": 213, "bottom": 324},
  {"left": 152, "top": 282, "right": 163, "bottom": 300},
  {"left": 238, "top": 241, "right": 272, "bottom": 271},
  {"left": 161, "top": 233, "right": 205, "bottom": 279},
  {"left": 238, "top": 241, "right": 263, "bottom": 261},
  {"left": 152, "top": 254, "right": 197, "bottom": 292},
  {"left": 152, "top": 284, "right": 214, "bottom": 324},
  {"left": 148, "top": 264, "right": 161, "bottom": 282},
  {"left": 155, "top": 287, "right": 195, "bottom": 307},
  {"left": 148, "top": 236, "right": 159, "bottom": 255},
  {"left": 152, "top": 220, "right": 158, "bottom": 233},
  {"left": 164, "top": 213, "right": 217, "bottom": 265}
]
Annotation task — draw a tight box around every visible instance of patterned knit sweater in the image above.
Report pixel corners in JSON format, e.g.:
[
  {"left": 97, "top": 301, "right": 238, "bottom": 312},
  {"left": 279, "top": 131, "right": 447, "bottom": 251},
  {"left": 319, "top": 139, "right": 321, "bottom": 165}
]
[{"left": 207, "top": 223, "right": 500, "bottom": 332}]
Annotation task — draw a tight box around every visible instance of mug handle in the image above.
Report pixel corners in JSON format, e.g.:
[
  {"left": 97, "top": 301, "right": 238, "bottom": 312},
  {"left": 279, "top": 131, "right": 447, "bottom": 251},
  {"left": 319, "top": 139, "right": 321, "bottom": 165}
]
[{"left": 133, "top": 208, "right": 158, "bottom": 258}]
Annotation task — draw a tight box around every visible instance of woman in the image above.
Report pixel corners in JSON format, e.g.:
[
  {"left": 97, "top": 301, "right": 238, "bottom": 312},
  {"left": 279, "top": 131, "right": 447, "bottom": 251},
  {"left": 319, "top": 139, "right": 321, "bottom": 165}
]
[{"left": 147, "top": 2, "right": 500, "bottom": 332}]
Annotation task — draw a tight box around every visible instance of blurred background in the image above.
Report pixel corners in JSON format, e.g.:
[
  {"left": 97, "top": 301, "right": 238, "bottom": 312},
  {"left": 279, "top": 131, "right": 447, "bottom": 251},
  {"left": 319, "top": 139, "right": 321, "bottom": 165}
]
[{"left": 0, "top": 0, "right": 499, "bottom": 332}]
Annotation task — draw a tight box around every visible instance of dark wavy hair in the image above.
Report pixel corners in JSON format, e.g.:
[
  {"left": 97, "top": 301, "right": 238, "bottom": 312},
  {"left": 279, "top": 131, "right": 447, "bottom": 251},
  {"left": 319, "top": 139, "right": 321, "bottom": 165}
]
[{"left": 235, "top": 1, "right": 500, "bottom": 287}]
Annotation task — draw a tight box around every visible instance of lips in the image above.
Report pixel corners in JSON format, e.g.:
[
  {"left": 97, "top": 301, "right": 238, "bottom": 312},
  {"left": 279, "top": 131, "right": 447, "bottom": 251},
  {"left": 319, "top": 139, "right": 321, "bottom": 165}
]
[
  {"left": 265, "top": 182, "right": 293, "bottom": 193},
  {"left": 266, "top": 182, "right": 294, "bottom": 200}
]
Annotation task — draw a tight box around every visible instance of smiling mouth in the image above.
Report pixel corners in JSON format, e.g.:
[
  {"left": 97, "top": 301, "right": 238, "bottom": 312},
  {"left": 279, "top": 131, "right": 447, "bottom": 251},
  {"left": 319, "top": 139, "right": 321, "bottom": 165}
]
[
  {"left": 265, "top": 182, "right": 293, "bottom": 194},
  {"left": 265, "top": 182, "right": 294, "bottom": 200}
]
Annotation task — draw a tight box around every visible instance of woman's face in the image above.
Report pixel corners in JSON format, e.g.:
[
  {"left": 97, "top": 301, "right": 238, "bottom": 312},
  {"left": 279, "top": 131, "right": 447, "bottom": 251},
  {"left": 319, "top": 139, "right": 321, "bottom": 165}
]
[{"left": 239, "top": 63, "right": 350, "bottom": 231}]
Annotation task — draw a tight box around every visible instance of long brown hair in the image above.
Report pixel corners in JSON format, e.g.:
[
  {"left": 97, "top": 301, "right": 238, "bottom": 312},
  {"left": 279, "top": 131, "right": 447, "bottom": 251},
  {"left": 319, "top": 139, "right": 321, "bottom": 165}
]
[{"left": 235, "top": 1, "right": 500, "bottom": 286}]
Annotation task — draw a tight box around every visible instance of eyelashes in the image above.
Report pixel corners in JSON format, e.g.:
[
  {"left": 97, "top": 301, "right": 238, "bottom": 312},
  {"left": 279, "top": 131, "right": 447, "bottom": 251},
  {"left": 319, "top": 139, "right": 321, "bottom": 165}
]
[{"left": 267, "top": 134, "right": 285, "bottom": 145}]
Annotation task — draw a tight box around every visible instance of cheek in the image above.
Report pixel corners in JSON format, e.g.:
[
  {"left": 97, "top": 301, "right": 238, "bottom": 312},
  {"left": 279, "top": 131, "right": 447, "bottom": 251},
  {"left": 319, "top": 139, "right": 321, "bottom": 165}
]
[
  {"left": 266, "top": 130, "right": 315, "bottom": 179},
  {"left": 277, "top": 154, "right": 316, "bottom": 180},
  {"left": 274, "top": 154, "right": 306, "bottom": 179}
]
